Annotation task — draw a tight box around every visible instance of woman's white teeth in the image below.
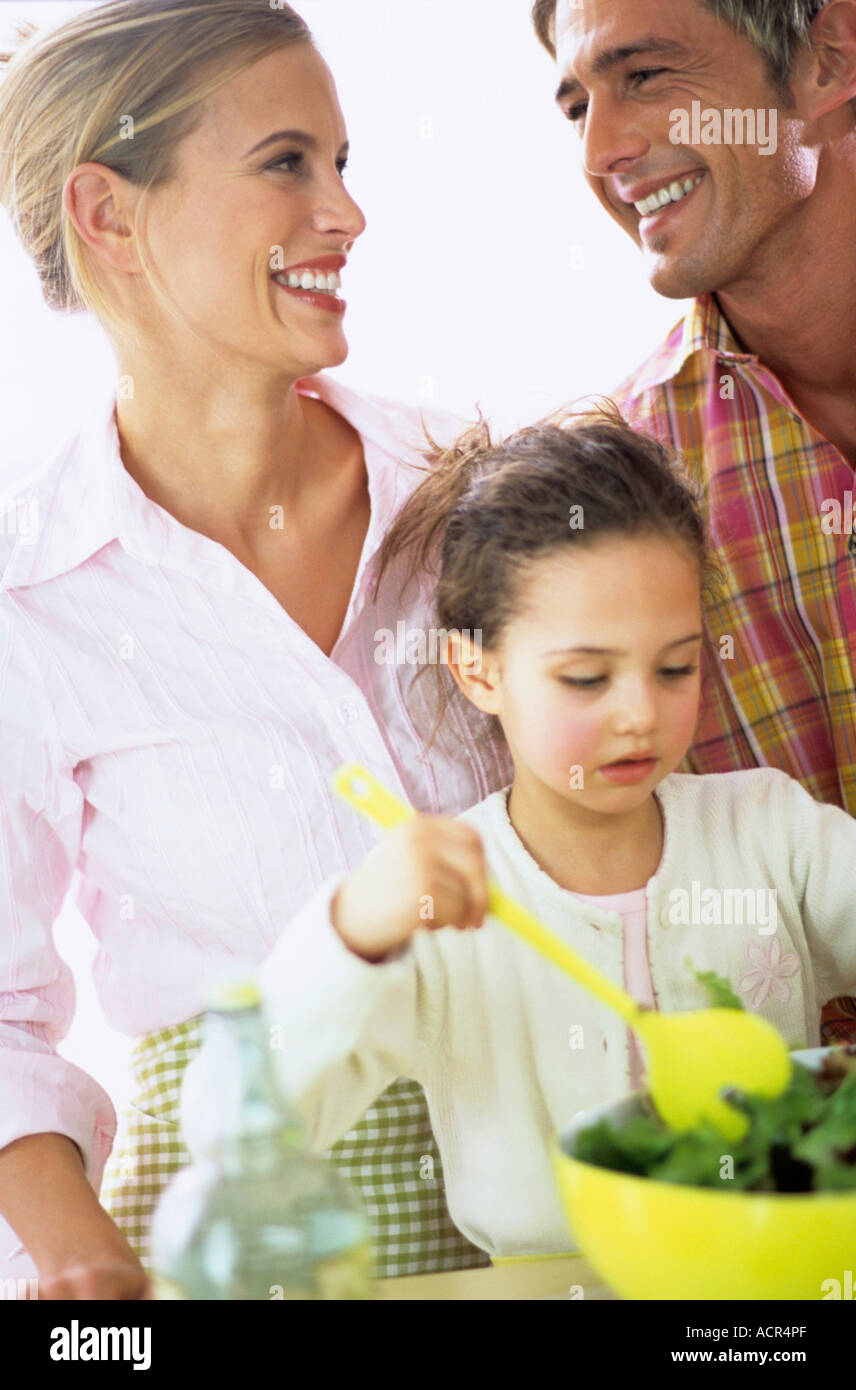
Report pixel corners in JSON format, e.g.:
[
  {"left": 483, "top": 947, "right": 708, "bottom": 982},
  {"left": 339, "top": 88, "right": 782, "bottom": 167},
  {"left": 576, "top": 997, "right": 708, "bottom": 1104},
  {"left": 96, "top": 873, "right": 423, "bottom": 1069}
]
[
  {"left": 274, "top": 269, "right": 341, "bottom": 293},
  {"left": 635, "top": 174, "right": 703, "bottom": 218}
]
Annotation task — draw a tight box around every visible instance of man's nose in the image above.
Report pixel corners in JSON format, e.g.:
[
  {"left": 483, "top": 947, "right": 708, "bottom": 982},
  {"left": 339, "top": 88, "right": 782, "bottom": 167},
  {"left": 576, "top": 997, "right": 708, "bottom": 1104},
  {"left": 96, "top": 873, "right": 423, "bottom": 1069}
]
[{"left": 581, "top": 94, "right": 650, "bottom": 181}]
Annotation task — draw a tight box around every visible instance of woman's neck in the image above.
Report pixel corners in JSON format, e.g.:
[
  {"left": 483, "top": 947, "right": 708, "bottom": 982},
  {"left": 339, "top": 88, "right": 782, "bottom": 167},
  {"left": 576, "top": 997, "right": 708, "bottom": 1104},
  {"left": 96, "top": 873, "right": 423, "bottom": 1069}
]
[
  {"left": 505, "top": 776, "right": 664, "bottom": 896},
  {"left": 113, "top": 358, "right": 331, "bottom": 546}
]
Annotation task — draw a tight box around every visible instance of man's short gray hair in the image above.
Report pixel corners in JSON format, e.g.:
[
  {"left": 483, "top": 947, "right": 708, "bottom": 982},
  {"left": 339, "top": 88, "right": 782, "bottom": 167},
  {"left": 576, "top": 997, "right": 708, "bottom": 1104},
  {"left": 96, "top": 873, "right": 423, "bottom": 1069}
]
[{"left": 531, "top": 0, "right": 829, "bottom": 92}]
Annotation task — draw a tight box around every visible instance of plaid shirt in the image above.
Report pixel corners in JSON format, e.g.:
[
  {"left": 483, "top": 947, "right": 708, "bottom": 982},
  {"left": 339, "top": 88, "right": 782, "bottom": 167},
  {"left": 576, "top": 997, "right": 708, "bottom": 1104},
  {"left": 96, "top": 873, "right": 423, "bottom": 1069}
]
[{"left": 612, "top": 294, "right": 856, "bottom": 1043}]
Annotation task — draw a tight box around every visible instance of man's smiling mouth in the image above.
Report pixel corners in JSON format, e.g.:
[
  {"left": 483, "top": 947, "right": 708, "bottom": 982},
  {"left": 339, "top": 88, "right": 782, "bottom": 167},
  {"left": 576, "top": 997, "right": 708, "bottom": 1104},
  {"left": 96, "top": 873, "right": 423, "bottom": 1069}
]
[{"left": 633, "top": 173, "right": 705, "bottom": 219}]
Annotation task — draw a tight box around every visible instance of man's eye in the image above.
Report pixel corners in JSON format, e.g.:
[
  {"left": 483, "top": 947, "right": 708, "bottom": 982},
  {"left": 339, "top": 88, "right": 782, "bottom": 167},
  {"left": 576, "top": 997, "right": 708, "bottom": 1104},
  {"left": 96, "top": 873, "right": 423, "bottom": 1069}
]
[
  {"left": 628, "top": 67, "right": 667, "bottom": 88},
  {"left": 567, "top": 101, "right": 588, "bottom": 125},
  {"left": 336, "top": 158, "right": 349, "bottom": 177}
]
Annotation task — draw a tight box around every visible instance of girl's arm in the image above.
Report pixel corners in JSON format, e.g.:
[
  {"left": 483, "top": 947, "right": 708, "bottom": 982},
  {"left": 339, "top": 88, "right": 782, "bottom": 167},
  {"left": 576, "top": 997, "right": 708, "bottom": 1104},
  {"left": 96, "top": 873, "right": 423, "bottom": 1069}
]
[
  {"left": 780, "top": 772, "right": 856, "bottom": 998},
  {"left": 256, "top": 816, "right": 487, "bottom": 1152}
]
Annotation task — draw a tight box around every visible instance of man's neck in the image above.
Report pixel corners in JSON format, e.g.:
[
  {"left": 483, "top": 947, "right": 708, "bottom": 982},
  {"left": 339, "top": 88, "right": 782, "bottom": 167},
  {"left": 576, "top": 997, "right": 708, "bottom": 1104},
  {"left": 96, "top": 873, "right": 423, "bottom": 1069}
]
[{"left": 714, "top": 158, "right": 856, "bottom": 460}]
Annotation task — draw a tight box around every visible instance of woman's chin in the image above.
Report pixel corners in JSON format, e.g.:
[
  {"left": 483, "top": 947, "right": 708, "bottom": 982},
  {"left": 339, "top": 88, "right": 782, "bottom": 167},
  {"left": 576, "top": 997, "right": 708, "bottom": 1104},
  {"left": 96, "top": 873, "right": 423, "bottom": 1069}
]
[{"left": 295, "top": 335, "right": 350, "bottom": 376}]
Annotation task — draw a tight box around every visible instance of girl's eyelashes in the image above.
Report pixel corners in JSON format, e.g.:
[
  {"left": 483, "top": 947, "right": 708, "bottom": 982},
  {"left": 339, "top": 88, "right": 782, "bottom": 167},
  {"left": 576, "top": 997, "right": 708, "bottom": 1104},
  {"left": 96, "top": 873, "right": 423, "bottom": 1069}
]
[{"left": 559, "top": 665, "right": 698, "bottom": 689}]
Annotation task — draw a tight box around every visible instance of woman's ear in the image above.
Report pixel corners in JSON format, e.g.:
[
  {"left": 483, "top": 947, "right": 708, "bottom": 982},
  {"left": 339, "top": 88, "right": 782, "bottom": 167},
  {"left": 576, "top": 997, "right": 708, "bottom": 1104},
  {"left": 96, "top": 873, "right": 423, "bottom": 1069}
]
[
  {"left": 62, "top": 162, "right": 142, "bottom": 277},
  {"left": 798, "top": 0, "right": 856, "bottom": 122},
  {"left": 443, "top": 629, "right": 503, "bottom": 717}
]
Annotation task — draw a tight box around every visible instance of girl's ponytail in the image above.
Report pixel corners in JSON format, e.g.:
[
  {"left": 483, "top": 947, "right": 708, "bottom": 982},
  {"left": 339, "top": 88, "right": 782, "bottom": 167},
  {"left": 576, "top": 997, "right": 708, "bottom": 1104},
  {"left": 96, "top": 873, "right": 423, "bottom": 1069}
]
[{"left": 372, "top": 412, "right": 495, "bottom": 603}]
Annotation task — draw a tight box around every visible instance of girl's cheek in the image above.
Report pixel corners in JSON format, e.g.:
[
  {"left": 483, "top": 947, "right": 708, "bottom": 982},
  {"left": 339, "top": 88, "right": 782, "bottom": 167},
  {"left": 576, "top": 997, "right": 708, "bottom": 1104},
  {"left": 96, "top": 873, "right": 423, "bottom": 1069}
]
[
  {"left": 525, "top": 694, "right": 603, "bottom": 778},
  {"left": 671, "top": 684, "right": 702, "bottom": 748}
]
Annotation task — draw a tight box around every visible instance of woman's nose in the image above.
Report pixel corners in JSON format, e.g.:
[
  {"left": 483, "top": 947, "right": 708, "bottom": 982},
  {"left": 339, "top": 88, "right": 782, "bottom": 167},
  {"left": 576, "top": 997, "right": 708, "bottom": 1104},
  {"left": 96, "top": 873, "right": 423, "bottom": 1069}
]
[{"left": 312, "top": 175, "right": 367, "bottom": 244}]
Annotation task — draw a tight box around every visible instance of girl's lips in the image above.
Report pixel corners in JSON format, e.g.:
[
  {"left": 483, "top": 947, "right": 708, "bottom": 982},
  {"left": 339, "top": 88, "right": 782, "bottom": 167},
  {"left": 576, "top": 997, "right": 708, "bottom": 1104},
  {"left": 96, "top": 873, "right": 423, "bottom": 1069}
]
[
  {"left": 272, "top": 278, "right": 346, "bottom": 316},
  {"left": 598, "top": 758, "right": 658, "bottom": 785}
]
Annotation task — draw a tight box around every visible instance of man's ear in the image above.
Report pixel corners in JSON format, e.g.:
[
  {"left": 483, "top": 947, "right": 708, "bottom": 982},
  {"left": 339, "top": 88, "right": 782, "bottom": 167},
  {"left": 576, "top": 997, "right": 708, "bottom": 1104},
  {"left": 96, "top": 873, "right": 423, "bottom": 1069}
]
[
  {"left": 799, "top": 0, "right": 856, "bottom": 121},
  {"left": 443, "top": 629, "right": 503, "bottom": 717}
]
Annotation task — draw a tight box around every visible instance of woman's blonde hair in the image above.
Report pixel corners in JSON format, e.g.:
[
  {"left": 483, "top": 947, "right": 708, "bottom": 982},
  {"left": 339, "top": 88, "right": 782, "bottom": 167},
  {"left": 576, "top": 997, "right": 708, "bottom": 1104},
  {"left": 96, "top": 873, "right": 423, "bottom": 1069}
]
[{"left": 0, "top": 0, "right": 312, "bottom": 348}]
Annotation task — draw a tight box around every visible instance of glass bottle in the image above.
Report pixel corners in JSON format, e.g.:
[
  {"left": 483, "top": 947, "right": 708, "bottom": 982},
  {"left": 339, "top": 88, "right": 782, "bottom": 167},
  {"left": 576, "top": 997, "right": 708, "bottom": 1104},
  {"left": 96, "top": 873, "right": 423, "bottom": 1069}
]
[{"left": 150, "top": 976, "right": 374, "bottom": 1299}]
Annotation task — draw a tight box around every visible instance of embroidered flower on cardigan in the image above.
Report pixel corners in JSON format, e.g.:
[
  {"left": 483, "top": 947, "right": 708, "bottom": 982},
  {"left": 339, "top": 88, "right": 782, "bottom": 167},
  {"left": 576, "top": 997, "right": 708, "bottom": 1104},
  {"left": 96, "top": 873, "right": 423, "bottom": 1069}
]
[{"left": 736, "top": 937, "right": 799, "bottom": 1008}]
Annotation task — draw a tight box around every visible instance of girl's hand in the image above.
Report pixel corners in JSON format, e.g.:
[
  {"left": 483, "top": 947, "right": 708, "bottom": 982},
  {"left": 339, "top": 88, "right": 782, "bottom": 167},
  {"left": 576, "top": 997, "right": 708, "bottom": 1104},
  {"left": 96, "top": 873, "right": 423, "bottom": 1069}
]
[
  {"left": 331, "top": 817, "right": 488, "bottom": 961},
  {"left": 39, "top": 1255, "right": 154, "bottom": 1300}
]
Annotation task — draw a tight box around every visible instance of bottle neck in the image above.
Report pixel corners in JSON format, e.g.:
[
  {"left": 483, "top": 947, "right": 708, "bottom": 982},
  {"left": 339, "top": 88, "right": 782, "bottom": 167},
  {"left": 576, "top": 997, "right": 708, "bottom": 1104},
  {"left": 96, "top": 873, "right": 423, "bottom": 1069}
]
[{"left": 205, "top": 1005, "right": 303, "bottom": 1154}]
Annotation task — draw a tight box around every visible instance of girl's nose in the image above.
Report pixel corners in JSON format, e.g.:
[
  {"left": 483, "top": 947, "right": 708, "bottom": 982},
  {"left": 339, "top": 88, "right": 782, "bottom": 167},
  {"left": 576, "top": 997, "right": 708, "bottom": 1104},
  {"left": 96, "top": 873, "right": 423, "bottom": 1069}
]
[
  {"left": 612, "top": 678, "right": 659, "bottom": 735},
  {"left": 582, "top": 93, "right": 650, "bottom": 182}
]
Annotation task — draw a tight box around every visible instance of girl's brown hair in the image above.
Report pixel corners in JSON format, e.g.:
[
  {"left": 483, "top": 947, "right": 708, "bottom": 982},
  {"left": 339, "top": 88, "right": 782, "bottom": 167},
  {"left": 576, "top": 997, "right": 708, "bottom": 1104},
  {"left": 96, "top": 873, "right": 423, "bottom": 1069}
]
[
  {"left": 375, "top": 404, "right": 725, "bottom": 748},
  {"left": 0, "top": 0, "right": 311, "bottom": 348}
]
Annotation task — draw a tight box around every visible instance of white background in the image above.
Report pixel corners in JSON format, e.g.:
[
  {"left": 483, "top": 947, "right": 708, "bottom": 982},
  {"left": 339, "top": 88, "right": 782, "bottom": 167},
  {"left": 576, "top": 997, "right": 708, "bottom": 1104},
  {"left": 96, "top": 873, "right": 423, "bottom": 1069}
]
[{"left": 0, "top": 0, "right": 687, "bottom": 1112}]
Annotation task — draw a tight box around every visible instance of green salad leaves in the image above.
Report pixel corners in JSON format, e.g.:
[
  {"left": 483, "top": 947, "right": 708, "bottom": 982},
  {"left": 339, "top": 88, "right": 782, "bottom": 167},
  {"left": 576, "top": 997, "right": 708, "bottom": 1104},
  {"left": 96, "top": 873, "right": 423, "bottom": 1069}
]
[{"left": 572, "top": 972, "right": 856, "bottom": 1193}]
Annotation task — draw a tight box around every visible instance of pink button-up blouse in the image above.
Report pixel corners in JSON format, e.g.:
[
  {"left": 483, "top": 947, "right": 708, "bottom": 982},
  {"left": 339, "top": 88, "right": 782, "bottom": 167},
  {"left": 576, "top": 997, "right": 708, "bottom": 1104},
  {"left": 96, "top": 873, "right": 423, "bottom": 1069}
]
[{"left": 0, "top": 373, "right": 513, "bottom": 1211}]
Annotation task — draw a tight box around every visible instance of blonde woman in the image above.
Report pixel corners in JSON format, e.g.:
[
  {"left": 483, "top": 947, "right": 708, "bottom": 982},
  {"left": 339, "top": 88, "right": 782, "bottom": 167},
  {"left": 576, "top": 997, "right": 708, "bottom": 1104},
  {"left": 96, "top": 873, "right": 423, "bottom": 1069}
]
[{"left": 0, "top": 0, "right": 511, "bottom": 1298}]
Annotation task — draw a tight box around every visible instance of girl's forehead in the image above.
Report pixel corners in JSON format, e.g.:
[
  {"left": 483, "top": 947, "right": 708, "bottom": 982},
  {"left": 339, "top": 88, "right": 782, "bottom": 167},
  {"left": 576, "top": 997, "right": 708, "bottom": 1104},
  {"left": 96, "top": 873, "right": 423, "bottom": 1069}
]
[{"left": 507, "top": 539, "right": 703, "bottom": 630}]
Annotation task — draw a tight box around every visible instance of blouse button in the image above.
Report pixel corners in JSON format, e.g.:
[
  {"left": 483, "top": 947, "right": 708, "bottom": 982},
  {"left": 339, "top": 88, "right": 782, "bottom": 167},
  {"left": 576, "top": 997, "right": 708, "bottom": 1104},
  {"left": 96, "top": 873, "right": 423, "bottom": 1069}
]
[{"left": 339, "top": 700, "right": 359, "bottom": 724}]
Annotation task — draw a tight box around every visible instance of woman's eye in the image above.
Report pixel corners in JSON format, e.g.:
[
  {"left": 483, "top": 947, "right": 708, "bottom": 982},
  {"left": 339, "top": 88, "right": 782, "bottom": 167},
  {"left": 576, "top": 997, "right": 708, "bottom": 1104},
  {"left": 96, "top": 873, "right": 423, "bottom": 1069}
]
[
  {"left": 660, "top": 665, "right": 697, "bottom": 678},
  {"left": 267, "top": 153, "right": 349, "bottom": 178},
  {"left": 560, "top": 675, "right": 604, "bottom": 688},
  {"left": 268, "top": 152, "right": 303, "bottom": 173}
]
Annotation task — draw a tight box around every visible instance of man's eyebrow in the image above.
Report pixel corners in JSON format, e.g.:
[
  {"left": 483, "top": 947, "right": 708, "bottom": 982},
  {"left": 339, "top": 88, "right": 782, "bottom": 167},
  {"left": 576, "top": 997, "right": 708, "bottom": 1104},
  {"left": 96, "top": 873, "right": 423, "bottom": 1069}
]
[
  {"left": 244, "top": 129, "right": 350, "bottom": 158},
  {"left": 554, "top": 37, "right": 689, "bottom": 105}
]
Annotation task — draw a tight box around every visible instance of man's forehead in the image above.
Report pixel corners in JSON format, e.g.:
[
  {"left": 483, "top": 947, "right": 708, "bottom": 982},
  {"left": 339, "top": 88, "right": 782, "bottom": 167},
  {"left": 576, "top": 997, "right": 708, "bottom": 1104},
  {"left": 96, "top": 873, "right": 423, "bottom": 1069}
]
[
  {"left": 556, "top": 0, "right": 701, "bottom": 54},
  {"left": 554, "top": 0, "right": 699, "bottom": 93}
]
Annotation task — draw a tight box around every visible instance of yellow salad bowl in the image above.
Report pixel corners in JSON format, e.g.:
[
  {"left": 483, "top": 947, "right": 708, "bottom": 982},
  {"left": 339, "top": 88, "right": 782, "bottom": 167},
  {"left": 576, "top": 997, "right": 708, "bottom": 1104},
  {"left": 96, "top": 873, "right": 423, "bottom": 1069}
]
[{"left": 553, "top": 1049, "right": 856, "bottom": 1300}]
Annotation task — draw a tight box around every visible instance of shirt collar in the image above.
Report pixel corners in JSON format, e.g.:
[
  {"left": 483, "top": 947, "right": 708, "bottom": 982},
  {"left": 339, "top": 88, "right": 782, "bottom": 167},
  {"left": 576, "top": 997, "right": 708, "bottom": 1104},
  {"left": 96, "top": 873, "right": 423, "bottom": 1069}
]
[
  {"left": 0, "top": 373, "right": 423, "bottom": 593},
  {"left": 630, "top": 293, "right": 760, "bottom": 394}
]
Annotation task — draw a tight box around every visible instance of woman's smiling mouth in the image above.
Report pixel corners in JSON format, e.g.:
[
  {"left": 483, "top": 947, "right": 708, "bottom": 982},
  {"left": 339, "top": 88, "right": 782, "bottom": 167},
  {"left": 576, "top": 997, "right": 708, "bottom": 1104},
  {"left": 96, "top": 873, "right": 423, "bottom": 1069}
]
[{"left": 271, "top": 253, "right": 347, "bottom": 315}]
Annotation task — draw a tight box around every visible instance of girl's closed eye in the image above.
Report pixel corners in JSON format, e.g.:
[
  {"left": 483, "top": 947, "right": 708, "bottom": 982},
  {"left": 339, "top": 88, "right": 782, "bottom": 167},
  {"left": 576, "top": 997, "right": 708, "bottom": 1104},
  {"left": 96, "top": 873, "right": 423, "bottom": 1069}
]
[{"left": 559, "top": 665, "right": 698, "bottom": 689}]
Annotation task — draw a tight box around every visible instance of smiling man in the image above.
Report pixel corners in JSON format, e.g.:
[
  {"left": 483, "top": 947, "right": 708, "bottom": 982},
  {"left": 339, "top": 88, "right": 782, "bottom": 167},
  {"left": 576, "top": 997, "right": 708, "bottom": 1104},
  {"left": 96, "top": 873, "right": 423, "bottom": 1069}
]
[{"left": 532, "top": 0, "right": 856, "bottom": 1042}]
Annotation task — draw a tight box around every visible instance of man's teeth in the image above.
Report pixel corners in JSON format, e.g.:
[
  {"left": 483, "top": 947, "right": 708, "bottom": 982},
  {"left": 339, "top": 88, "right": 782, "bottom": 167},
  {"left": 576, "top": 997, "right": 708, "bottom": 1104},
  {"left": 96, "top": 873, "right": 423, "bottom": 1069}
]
[
  {"left": 273, "top": 269, "right": 341, "bottom": 293},
  {"left": 635, "top": 174, "right": 703, "bottom": 218}
]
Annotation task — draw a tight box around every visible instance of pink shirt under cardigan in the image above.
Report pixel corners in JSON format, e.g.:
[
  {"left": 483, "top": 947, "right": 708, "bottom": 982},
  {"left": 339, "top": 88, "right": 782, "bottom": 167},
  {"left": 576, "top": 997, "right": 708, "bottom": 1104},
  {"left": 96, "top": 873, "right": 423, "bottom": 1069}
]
[
  {"left": 0, "top": 374, "right": 513, "bottom": 1265},
  {"left": 571, "top": 887, "right": 655, "bottom": 1090}
]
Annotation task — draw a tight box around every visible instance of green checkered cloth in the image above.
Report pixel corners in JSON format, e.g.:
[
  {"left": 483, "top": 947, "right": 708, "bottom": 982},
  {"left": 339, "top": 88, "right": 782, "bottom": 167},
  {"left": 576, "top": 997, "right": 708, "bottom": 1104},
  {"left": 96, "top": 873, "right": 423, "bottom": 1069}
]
[{"left": 99, "top": 1016, "right": 488, "bottom": 1279}]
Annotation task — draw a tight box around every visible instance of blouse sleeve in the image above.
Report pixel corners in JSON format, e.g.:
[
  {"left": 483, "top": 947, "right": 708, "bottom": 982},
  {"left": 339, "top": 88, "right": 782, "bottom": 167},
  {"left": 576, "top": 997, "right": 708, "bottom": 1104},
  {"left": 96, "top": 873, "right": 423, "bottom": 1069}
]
[{"left": 0, "top": 605, "right": 116, "bottom": 1195}]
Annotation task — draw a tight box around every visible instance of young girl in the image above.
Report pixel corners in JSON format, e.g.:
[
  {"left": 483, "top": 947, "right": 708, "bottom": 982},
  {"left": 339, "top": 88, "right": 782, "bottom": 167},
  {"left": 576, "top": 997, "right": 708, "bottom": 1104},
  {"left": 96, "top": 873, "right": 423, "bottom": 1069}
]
[{"left": 255, "top": 411, "right": 856, "bottom": 1258}]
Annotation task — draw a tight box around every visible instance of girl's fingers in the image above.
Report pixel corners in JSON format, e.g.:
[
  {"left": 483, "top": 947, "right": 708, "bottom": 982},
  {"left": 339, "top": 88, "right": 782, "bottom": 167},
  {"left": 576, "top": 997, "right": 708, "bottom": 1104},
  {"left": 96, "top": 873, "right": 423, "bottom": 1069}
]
[{"left": 421, "top": 865, "right": 486, "bottom": 929}]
